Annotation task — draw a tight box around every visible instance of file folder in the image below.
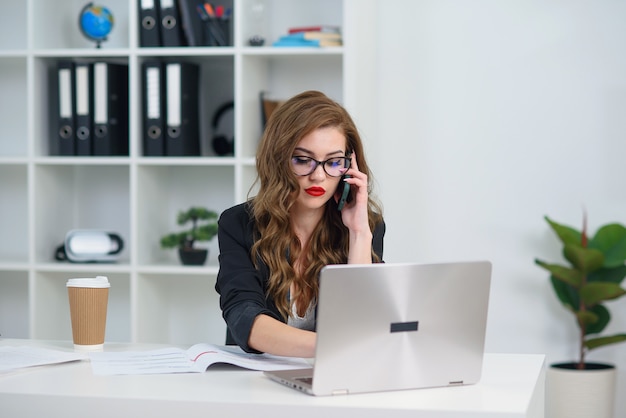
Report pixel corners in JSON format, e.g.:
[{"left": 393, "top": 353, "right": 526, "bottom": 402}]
[
  {"left": 55, "top": 61, "right": 76, "bottom": 156},
  {"left": 159, "top": 0, "right": 185, "bottom": 46},
  {"left": 142, "top": 61, "right": 166, "bottom": 156},
  {"left": 138, "top": 0, "right": 162, "bottom": 47},
  {"left": 165, "top": 62, "right": 200, "bottom": 156},
  {"left": 177, "top": 0, "right": 203, "bottom": 46},
  {"left": 93, "top": 62, "right": 129, "bottom": 156},
  {"left": 74, "top": 63, "right": 94, "bottom": 156}
]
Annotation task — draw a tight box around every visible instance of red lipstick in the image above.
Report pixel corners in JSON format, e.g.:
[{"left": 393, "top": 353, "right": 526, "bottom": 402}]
[{"left": 305, "top": 186, "right": 326, "bottom": 197}]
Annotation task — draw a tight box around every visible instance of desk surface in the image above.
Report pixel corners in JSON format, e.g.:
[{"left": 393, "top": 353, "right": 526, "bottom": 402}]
[{"left": 1, "top": 340, "right": 545, "bottom": 418}]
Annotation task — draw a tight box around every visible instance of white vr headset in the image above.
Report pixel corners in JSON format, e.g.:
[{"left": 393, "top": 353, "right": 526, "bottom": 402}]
[{"left": 55, "top": 230, "right": 124, "bottom": 263}]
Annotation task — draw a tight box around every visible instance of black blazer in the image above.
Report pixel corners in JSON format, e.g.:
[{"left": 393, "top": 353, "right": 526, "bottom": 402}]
[{"left": 215, "top": 202, "right": 385, "bottom": 352}]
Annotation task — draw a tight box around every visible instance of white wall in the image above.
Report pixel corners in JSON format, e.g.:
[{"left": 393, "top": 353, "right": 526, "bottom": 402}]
[{"left": 366, "top": 0, "right": 626, "bottom": 414}]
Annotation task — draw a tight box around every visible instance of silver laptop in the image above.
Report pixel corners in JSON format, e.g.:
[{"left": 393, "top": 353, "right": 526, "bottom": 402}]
[{"left": 264, "top": 260, "right": 492, "bottom": 396}]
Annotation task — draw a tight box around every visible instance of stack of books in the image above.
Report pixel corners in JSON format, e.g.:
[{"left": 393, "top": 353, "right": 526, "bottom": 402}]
[{"left": 273, "top": 25, "right": 342, "bottom": 48}]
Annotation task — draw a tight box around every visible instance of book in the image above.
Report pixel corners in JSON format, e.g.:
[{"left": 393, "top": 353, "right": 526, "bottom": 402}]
[
  {"left": 273, "top": 38, "right": 318, "bottom": 47},
  {"left": 285, "top": 31, "right": 342, "bottom": 41},
  {"left": 287, "top": 25, "right": 340, "bottom": 34},
  {"left": 273, "top": 33, "right": 342, "bottom": 48},
  {"left": 88, "top": 343, "right": 311, "bottom": 375}
]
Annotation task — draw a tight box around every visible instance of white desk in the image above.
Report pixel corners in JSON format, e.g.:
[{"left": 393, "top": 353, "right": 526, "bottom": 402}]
[{"left": 0, "top": 340, "right": 545, "bottom": 418}]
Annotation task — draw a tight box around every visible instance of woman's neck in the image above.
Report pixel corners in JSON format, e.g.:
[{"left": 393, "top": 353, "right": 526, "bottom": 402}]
[{"left": 290, "top": 205, "right": 324, "bottom": 246}]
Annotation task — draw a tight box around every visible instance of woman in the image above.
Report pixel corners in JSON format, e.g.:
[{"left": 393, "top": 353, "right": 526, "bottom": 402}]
[{"left": 215, "top": 90, "right": 384, "bottom": 358}]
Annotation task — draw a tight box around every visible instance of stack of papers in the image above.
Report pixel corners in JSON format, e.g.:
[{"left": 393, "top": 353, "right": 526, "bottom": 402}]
[{"left": 0, "top": 346, "right": 86, "bottom": 373}]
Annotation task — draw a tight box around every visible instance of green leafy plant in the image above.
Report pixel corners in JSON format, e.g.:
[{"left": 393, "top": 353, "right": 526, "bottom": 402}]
[
  {"left": 535, "top": 214, "right": 626, "bottom": 369},
  {"left": 160, "top": 207, "right": 218, "bottom": 250}
]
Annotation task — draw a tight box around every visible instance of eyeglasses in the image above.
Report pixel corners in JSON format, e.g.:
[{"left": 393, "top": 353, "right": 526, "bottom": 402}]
[{"left": 291, "top": 156, "right": 351, "bottom": 177}]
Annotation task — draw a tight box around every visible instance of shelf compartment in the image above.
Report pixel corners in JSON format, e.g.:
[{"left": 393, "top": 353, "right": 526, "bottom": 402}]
[
  {"left": 135, "top": 55, "right": 234, "bottom": 158},
  {"left": 135, "top": 273, "right": 225, "bottom": 344},
  {"left": 0, "top": 0, "right": 27, "bottom": 50},
  {"left": 33, "top": 164, "right": 131, "bottom": 264},
  {"left": 239, "top": 0, "right": 343, "bottom": 48},
  {"left": 31, "top": 270, "right": 131, "bottom": 342},
  {"left": 0, "top": 58, "right": 28, "bottom": 157},
  {"left": 31, "top": 0, "right": 130, "bottom": 50},
  {"left": 0, "top": 164, "right": 29, "bottom": 263},
  {"left": 33, "top": 56, "right": 130, "bottom": 158},
  {"left": 0, "top": 270, "right": 29, "bottom": 338},
  {"left": 239, "top": 54, "right": 343, "bottom": 158},
  {"left": 136, "top": 164, "right": 235, "bottom": 266}
]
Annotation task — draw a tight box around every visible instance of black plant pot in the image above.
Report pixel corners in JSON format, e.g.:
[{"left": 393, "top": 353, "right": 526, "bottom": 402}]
[{"left": 178, "top": 248, "right": 208, "bottom": 266}]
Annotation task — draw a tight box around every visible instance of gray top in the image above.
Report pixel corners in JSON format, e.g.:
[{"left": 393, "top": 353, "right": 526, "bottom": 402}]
[{"left": 287, "top": 301, "right": 316, "bottom": 331}]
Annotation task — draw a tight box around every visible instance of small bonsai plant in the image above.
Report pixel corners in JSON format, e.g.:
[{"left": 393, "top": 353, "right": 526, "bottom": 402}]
[
  {"left": 160, "top": 207, "right": 218, "bottom": 265},
  {"left": 535, "top": 214, "right": 626, "bottom": 370}
]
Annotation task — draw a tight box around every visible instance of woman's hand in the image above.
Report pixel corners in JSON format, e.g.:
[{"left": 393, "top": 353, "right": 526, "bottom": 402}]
[{"left": 338, "top": 152, "right": 373, "bottom": 263}]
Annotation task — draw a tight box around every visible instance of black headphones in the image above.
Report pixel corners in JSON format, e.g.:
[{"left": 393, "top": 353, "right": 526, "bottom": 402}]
[{"left": 212, "top": 101, "right": 234, "bottom": 156}]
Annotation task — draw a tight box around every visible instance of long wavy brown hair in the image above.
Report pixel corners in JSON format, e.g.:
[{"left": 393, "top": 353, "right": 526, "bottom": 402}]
[{"left": 250, "top": 90, "right": 383, "bottom": 320}]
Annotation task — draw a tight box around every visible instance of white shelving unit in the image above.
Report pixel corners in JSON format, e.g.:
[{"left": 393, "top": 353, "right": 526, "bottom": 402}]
[{"left": 0, "top": 0, "right": 377, "bottom": 345}]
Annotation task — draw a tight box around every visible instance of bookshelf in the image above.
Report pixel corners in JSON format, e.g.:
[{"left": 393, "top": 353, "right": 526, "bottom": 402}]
[{"left": 0, "top": 0, "right": 376, "bottom": 345}]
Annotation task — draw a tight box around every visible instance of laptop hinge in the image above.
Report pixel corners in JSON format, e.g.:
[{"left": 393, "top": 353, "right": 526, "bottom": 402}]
[{"left": 331, "top": 389, "right": 349, "bottom": 395}]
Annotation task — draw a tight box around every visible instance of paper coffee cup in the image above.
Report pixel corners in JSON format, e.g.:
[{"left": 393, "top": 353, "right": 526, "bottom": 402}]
[{"left": 67, "top": 276, "right": 110, "bottom": 350}]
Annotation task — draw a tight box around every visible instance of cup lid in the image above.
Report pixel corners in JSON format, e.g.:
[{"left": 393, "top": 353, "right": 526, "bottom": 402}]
[{"left": 66, "top": 276, "right": 110, "bottom": 288}]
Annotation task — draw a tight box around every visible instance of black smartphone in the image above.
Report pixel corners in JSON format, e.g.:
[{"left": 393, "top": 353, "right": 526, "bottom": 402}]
[
  {"left": 337, "top": 175, "right": 351, "bottom": 211},
  {"left": 337, "top": 152, "right": 352, "bottom": 211}
]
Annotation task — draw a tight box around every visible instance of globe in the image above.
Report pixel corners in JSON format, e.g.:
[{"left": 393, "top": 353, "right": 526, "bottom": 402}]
[{"left": 79, "top": 3, "right": 114, "bottom": 48}]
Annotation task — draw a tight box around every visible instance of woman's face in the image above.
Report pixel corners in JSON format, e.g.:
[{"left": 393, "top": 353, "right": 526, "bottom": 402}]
[{"left": 291, "top": 126, "right": 348, "bottom": 212}]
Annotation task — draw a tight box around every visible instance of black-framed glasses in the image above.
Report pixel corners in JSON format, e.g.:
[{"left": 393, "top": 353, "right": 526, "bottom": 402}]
[{"left": 290, "top": 156, "right": 351, "bottom": 177}]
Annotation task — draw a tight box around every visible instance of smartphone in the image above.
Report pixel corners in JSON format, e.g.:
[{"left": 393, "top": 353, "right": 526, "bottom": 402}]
[
  {"left": 337, "top": 175, "right": 351, "bottom": 211},
  {"left": 337, "top": 152, "right": 352, "bottom": 211}
]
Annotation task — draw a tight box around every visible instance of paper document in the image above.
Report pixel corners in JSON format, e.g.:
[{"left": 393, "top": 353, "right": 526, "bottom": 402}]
[
  {"left": 89, "top": 343, "right": 312, "bottom": 375},
  {"left": 0, "top": 346, "right": 87, "bottom": 373}
]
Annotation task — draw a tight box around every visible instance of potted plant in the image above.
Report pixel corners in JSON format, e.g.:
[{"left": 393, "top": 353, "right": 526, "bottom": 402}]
[
  {"left": 535, "top": 214, "right": 626, "bottom": 418},
  {"left": 160, "top": 207, "right": 218, "bottom": 266}
]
